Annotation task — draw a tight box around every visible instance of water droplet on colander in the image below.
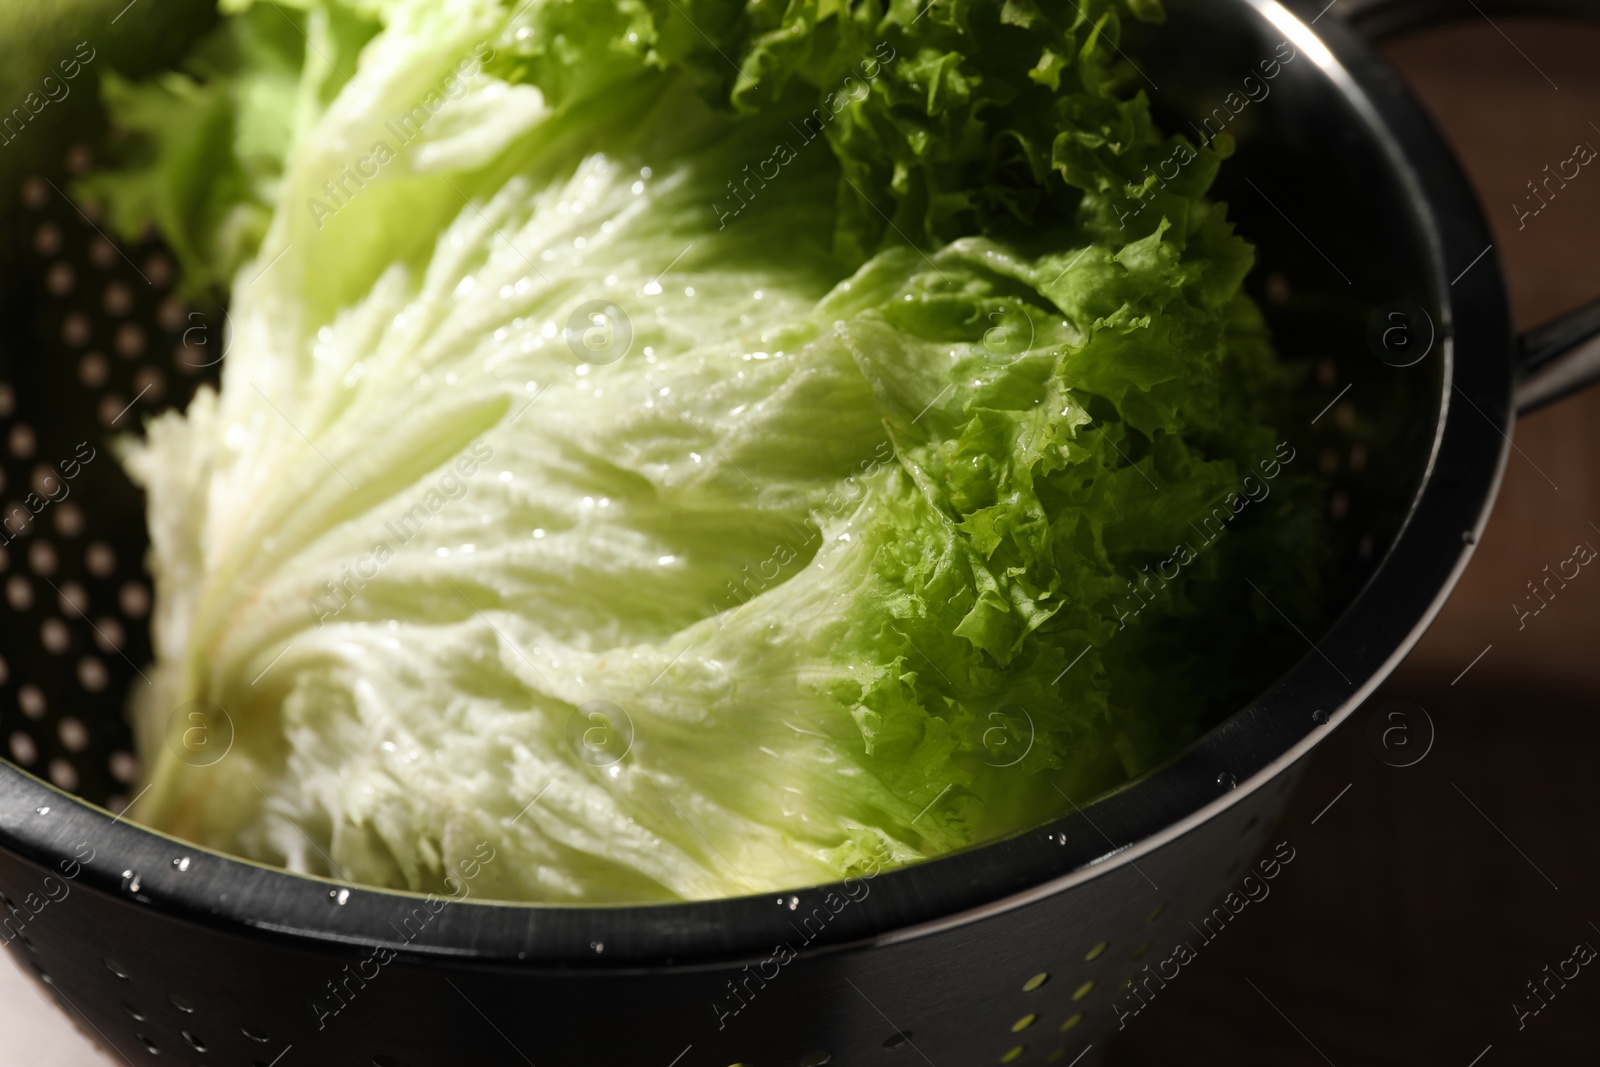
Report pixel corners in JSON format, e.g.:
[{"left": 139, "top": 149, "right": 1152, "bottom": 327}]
[
  {"left": 1311, "top": 709, "right": 1329, "bottom": 725},
  {"left": 787, "top": 895, "right": 800, "bottom": 911},
  {"left": 171, "top": 857, "right": 190, "bottom": 872},
  {"left": 1051, "top": 832, "right": 1068, "bottom": 845},
  {"left": 1216, "top": 772, "right": 1237, "bottom": 790},
  {"left": 329, "top": 888, "right": 350, "bottom": 905},
  {"left": 590, "top": 941, "right": 605, "bottom": 953},
  {"left": 34, "top": 806, "right": 49, "bottom": 815},
  {"left": 121, "top": 870, "right": 141, "bottom": 893}
]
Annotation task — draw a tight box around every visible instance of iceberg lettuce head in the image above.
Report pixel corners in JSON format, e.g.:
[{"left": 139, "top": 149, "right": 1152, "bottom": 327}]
[{"left": 93, "top": 0, "right": 1326, "bottom": 902}]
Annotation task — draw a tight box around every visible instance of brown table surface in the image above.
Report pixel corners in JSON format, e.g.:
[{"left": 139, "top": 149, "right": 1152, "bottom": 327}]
[{"left": 1107, "top": 15, "right": 1600, "bottom": 1067}]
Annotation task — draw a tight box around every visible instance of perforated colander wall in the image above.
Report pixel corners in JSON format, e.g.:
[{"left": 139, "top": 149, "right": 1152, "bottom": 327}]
[{"left": 1, "top": 148, "right": 224, "bottom": 814}]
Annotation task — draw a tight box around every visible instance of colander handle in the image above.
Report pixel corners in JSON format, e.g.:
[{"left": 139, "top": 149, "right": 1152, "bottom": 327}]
[
  {"left": 1515, "top": 298, "right": 1600, "bottom": 413},
  {"left": 1334, "top": 0, "right": 1600, "bottom": 414}
]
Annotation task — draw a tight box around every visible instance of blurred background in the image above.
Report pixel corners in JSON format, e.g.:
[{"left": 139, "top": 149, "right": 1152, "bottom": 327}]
[{"left": 2, "top": 6, "right": 1598, "bottom": 1066}]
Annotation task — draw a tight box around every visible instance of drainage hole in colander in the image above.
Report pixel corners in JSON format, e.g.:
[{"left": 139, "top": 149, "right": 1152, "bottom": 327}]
[
  {"left": 1021, "top": 971, "right": 1048, "bottom": 992},
  {"left": 104, "top": 957, "right": 130, "bottom": 979},
  {"left": 181, "top": 1031, "right": 207, "bottom": 1052},
  {"left": 48, "top": 759, "right": 79, "bottom": 791},
  {"left": 110, "top": 750, "right": 140, "bottom": 783},
  {"left": 18, "top": 684, "right": 45, "bottom": 718},
  {"left": 800, "top": 1053, "right": 832, "bottom": 1066},
  {"left": 137, "top": 1034, "right": 157, "bottom": 1054},
  {"left": 121, "top": 1002, "right": 144, "bottom": 1022},
  {"left": 1059, "top": 1012, "right": 1083, "bottom": 1033},
  {"left": 59, "top": 715, "right": 90, "bottom": 750},
  {"left": 40, "top": 617, "right": 69, "bottom": 654},
  {"left": 31, "top": 964, "right": 51, "bottom": 985},
  {"left": 1000, "top": 1045, "right": 1026, "bottom": 1064},
  {"left": 882, "top": 1032, "right": 913, "bottom": 1049},
  {"left": 1239, "top": 814, "right": 1261, "bottom": 837},
  {"left": 1070, "top": 980, "right": 1094, "bottom": 1001},
  {"left": 1084, "top": 940, "right": 1108, "bottom": 962},
  {"left": 168, "top": 993, "right": 195, "bottom": 1013},
  {"left": 241, "top": 1025, "right": 269, "bottom": 1043}
]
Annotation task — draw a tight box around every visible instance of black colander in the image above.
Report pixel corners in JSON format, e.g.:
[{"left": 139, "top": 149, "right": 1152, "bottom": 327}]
[{"left": 4, "top": 0, "right": 1599, "bottom": 1065}]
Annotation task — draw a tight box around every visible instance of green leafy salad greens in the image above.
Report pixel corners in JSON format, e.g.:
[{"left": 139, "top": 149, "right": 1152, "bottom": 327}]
[{"left": 92, "top": 0, "right": 1325, "bottom": 902}]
